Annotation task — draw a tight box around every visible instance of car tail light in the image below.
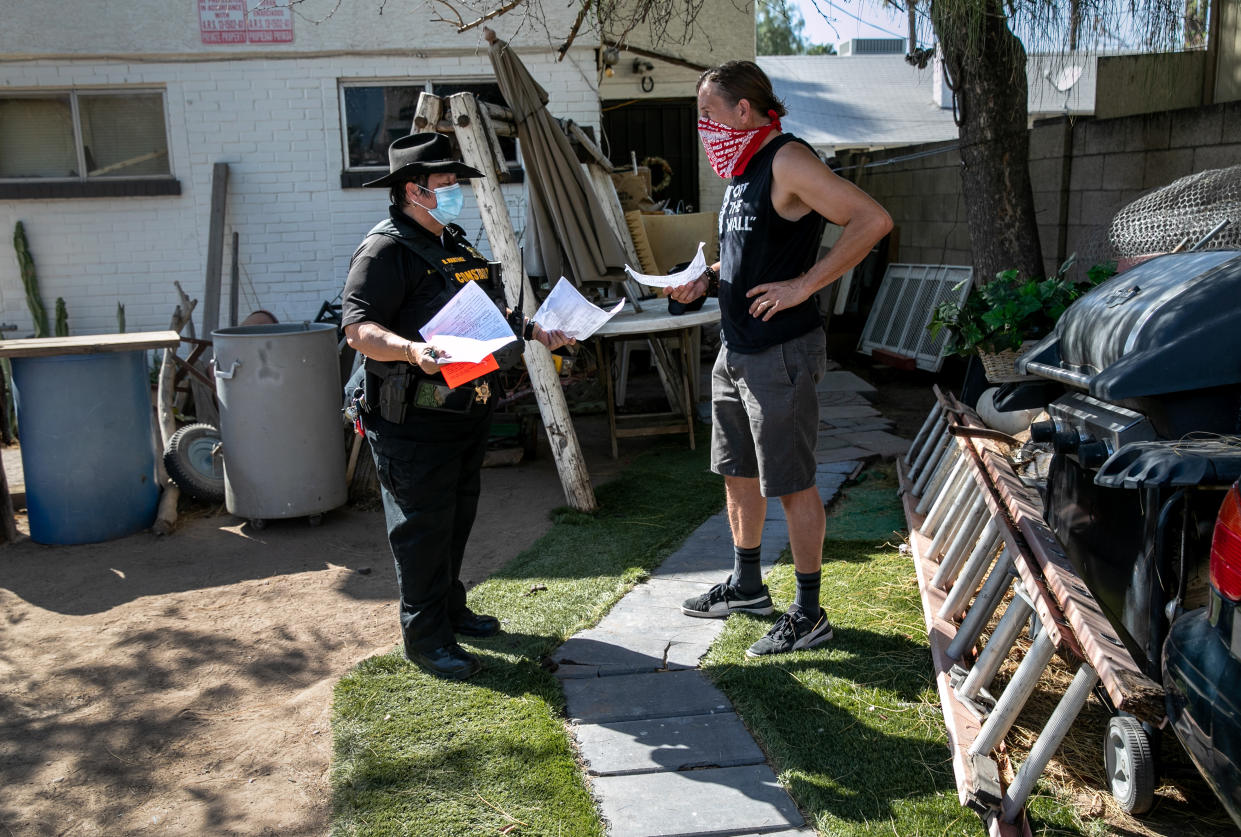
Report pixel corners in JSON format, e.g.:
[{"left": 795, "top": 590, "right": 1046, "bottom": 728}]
[{"left": 1211, "top": 482, "right": 1241, "bottom": 602}]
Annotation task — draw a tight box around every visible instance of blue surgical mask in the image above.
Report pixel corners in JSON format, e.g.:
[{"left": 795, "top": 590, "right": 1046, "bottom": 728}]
[{"left": 417, "top": 183, "right": 464, "bottom": 226}]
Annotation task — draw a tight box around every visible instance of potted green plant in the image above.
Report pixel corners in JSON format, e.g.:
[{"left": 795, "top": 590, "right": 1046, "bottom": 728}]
[{"left": 928, "top": 259, "right": 1116, "bottom": 382}]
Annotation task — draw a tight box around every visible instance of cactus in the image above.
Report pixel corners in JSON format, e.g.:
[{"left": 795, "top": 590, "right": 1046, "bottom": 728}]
[
  {"left": 54, "top": 297, "right": 68, "bottom": 337},
  {"left": 13, "top": 221, "right": 50, "bottom": 338}
]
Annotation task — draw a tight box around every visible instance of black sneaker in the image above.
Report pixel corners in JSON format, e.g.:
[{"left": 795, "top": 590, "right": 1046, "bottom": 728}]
[
  {"left": 745, "top": 608, "right": 834, "bottom": 657},
  {"left": 681, "top": 581, "right": 774, "bottom": 618}
]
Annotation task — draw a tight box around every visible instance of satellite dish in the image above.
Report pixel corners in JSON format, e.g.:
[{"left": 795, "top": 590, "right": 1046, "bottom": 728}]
[{"left": 1046, "top": 64, "right": 1084, "bottom": 93}]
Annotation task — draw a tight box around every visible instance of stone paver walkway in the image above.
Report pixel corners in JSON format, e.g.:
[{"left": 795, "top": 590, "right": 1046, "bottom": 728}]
[{"left": 550, "top": 368, "right": 909, "bottom": 837}]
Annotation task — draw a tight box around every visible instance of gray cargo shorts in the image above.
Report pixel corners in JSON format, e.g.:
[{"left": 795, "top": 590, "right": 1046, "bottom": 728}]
[{"left": 709, "top": 327, "right": 827, "bottom": 497}]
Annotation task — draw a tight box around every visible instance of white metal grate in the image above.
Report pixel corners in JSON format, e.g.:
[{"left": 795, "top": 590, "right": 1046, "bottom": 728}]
[{"left": 857, "top": 263, "right": 973, "bottom": 371}]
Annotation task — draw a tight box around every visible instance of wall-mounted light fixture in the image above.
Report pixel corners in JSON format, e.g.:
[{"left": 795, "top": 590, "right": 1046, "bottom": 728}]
[{"left": 600, "top": 46, "right": 620, "bottom": 77}]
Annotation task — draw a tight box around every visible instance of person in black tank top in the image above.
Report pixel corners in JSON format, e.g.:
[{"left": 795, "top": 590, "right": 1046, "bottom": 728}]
[{"left": 675, "top": 62, "right": 893, "bottom": 658}]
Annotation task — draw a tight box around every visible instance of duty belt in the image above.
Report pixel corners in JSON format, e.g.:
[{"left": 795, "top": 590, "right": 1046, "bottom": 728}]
[{"left": 413, "top": 378, "right": 492, "bottom": 414}]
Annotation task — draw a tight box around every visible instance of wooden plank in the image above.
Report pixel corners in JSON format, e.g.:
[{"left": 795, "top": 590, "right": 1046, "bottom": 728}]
[
  {"left": 228, "top": 231, "right": 240, "bottom": 327},
  {"left": 584, "top": 162, "right": 646, "bottom": 312},
  {"left": 444, "top": 92, "right": 597, "bottom": 512},
  {"left": 202, "top": 162, "right": 229, "bottom": 338},
  {"left": 0, "top": 331, "right": 181, "bottom": 358}
]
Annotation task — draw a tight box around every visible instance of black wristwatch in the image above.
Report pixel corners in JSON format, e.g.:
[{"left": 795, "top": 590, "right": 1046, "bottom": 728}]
[
  {"left": 523, "top": 319, "right": 536, "bottom": 341},
  {"left": 703, "top": 265, "right": 720, "bottom": 296}
]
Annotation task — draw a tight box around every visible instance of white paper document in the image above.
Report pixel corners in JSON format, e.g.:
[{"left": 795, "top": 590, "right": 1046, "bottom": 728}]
[
  {"left": 420, "top": 279, "right": 517, "bottom": 364},
  {"left": 530, "top": 278, "right": 626, "bottom": 341},
  {"left": 622, "top": 241, "right": 708, "bottom": 289}
]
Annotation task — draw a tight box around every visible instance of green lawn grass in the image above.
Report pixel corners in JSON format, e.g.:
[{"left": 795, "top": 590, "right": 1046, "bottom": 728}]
[
  {"left": 701, "top": 465, "right": 1100, "bottom": 837},
  {"left": 332, "top": 450, "right": 1129, "bottom": 836},
  {"left": 331, "top": 441, "right": 724, "bottom": 836}
]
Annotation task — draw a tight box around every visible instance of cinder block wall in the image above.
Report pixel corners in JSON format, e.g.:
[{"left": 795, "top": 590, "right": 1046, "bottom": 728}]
[
  {"left": 0, "top": 50, "right": 600, "bottom": 336},
  {"left": 838, "top": 99, "right": 1241, "bottom": 283}
]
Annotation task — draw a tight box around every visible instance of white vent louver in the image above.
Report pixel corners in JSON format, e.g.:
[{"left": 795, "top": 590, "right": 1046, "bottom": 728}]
[{"left": 858, "top": 264, "right": 973, "bottom": 372}]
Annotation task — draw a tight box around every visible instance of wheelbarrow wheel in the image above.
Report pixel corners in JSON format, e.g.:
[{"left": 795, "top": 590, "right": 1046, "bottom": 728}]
[
  {"left": 1105, "top": 714, "right": 1156, "bottom": 814},
  {"left": 164, "top": 423, "right": 225, "bottom": 503}
]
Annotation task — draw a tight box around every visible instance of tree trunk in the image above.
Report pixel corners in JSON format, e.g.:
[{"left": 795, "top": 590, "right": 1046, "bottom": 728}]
[{"left": 933, "top": 0, "right": 1044, "bottom": 285}]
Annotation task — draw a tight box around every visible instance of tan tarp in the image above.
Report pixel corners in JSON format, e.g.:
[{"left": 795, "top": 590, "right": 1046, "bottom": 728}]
[{"left": 487, "top": 37, "right": 627, "bottom": 287}]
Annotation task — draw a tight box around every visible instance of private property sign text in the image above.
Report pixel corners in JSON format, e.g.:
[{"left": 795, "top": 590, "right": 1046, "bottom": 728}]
[{"left": 199, "top": 0, "right": 293, "bottom": 45}]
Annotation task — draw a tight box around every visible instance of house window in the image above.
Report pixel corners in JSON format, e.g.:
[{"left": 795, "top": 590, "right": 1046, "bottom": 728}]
[
  {"left": 339, "top": 80, "right": 520, "bottom": 187},
  {"left": 0, "top": 89, "right": 178, "bottom": 198}
]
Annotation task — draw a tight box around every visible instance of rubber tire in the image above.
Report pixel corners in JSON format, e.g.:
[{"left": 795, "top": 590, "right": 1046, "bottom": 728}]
[
  {"left": 164, "top": 423, "right": 225, "bottom": 503},
  {"left": 1104, "top": 715, "right": 1156, "bottom": 814}
]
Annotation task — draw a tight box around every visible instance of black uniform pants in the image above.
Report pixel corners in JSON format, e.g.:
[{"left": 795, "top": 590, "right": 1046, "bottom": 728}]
[{"left": 367, "top": 413, "right": 492, "bottom": 654}]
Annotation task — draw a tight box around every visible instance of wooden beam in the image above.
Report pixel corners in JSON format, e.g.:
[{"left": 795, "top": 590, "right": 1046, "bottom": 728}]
[
  {"left": 443, "top": 92, "right": 598, "bottom": 512},
  {"left": 202, "top": 162, "right": 229, "bottom": 338},
  {"left": 0, "top": 331, "right": 181, "bottom": 359}
]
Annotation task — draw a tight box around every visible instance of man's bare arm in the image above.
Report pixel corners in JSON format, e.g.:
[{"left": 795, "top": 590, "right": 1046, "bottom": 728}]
[{"left": 745, "top": 143, "right": 893, "bottom": 321}]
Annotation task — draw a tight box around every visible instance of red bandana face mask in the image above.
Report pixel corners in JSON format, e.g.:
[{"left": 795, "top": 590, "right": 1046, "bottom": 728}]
[{"left": 697, "top": 111, "right": 781, "bottom": 179}]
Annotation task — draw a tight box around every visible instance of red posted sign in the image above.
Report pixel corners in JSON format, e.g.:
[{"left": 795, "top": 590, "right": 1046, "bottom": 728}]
[
  {"left": 199, "top": 0, "right": 294, "bottom": 45},
  {"left": 246, "top": 0, "right": 294, "bottom": 43}
]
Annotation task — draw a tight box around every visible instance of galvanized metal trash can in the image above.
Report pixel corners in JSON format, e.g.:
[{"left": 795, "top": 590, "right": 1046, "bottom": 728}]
[{"left": 212, "top": 322, "right": 346, "bottom": 525}]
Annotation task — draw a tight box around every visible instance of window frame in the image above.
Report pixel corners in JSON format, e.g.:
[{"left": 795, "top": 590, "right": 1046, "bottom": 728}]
[
  {"left": 337, "top": 77, "right": 521, "bottom": 188},
  {"left": 0, "top": 87, "right": 180, "bottom": 199}
]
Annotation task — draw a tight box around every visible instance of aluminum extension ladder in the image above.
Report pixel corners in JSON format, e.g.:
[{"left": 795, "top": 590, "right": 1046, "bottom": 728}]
[{"left": 897, "top": 387, "right": 1163, "bottom": 835}]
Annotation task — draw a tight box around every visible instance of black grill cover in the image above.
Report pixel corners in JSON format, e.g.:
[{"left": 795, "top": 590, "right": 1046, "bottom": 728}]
[{"left": 1019, "top": 251, "right": 1241, "bottom": 401}]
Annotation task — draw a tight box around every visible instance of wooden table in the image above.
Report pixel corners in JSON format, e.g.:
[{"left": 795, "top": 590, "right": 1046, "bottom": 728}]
[{"left": 592, "top": 299, "right": 721, "bottom": 458}]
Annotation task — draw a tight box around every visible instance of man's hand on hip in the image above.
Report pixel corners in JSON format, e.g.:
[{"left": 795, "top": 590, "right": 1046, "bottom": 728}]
[{"left": 746, "top": 277, "right": 812, "bottom": 321}]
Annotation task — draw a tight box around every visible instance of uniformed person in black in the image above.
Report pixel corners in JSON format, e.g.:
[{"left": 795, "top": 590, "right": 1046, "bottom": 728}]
[{"left": 342, "top": 133, "right": 571, "bottom": 680}]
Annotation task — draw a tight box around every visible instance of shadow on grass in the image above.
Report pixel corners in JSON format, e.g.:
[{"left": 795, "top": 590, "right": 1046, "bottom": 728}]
[{"left": 705, "top": 623, "right": 952, "bottom": 822}]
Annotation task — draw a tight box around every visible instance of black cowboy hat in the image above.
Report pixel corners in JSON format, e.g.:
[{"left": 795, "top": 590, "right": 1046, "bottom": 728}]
[{"left": 362, "top": 132, "right": 484, "bottom": 188}]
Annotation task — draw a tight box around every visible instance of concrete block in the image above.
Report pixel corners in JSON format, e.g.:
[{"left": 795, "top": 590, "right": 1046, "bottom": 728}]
[
  {"left": 1068, "top": 155, "right": 1104, "bottom": 191},
  {"left": 815, "top": 445, "right": 874, "bottom": 464},
  {"left": 1170, "top": 107, "right": 1223, "bottom": 148},
  {"left": 1142, "top": 148, "right": 1195, "bottom": 190},
  {"left": 1193, "top": 144, "right": 1241, "bottom": 173},
  {"left": 554, "top": 633, "right": 667, "bottom": 675},
  {"left": 839, "top": 430, "right": 913, "bottom": 459},
  {"left": 818, "top": 404, "right": 883, "bottom": 420},
  {"left": 1140, "top": 110, "right": 1172, "bottom": 151},
  {"left": 1102, "top": 152, "right": 1145, "bottom": 191},
  {"left": 592, "top": 765, "right": 804, "bottom": 836},
  {"left": 815, "top": 370, "right": 876, "bottom": 393},
  {"left": 1080, "top": 189, "right": 1127, "bottom": 222},
  {"left": 563, "top": 669, "right": 733, "bottom": 724},
  {"left": 573, "top": 712, "right": 766, "bottom": 776},
  {"left": 1222, "top": 106, "right": 1241, "bottom": 155},
  {"left": 612, "top": 578, "right": 716, "bottom": 611},
  {"left": 816, "top": 390, "right": 873, "bottom": 408},
  {"left": 817, "top": 460, "right": 862, "bottom": 476},
  {"left": 815, "top": 472, "right": 849, "bottom": 500}
]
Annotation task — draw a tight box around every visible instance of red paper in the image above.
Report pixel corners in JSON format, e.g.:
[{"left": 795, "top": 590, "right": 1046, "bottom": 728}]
[{"left": 440, "top": 354, "right": 498, "bottom": 389}]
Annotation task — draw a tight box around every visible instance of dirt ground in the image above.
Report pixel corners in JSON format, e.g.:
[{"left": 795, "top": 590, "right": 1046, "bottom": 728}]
[{"left": 0, "top": 411, "right": 639, "bottom": 837}]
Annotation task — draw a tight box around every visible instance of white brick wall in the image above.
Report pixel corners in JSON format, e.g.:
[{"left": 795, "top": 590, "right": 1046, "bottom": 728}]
[{"left": 0, "top": 48, "right": 601, "bottom": 335}]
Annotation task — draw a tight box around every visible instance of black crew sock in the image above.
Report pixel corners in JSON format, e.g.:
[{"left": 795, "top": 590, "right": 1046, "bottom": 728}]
[
  {"left": 793, "top": 569, "right": 822, "bottom": 621},
  {"left": 731, "top": 545, "right": 763, "bottom": 594}
]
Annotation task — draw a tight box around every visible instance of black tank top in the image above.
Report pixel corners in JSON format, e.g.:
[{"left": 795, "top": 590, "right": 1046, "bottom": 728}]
[{"left": 717, "top": 133, "right": 827, "bottom": 353}]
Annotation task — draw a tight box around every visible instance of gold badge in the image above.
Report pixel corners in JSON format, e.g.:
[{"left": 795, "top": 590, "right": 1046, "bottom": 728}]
[{"left": 474, "top": 382, "right": 491, "bottom": 404}]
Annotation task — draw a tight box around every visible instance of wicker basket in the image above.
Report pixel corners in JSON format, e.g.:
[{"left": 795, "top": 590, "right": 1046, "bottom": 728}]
[{"left": 978, "top": 340, "right": 1039, "bottom": 383}]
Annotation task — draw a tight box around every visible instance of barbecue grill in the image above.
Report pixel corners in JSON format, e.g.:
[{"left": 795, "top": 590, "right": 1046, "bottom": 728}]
[{"left": 1017, "top": 249, "right": 1241, "bottom": 676}]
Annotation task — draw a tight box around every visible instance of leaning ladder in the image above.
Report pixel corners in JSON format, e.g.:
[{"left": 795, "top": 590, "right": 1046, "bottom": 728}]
[{"left": 897, "top": 387, "right": 1163, "bottom": 834}]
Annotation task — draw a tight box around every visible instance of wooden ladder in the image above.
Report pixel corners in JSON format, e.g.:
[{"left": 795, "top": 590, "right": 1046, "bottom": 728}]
[{"left": 898, "top": 386, "right": 1163, "bottom": 833}]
